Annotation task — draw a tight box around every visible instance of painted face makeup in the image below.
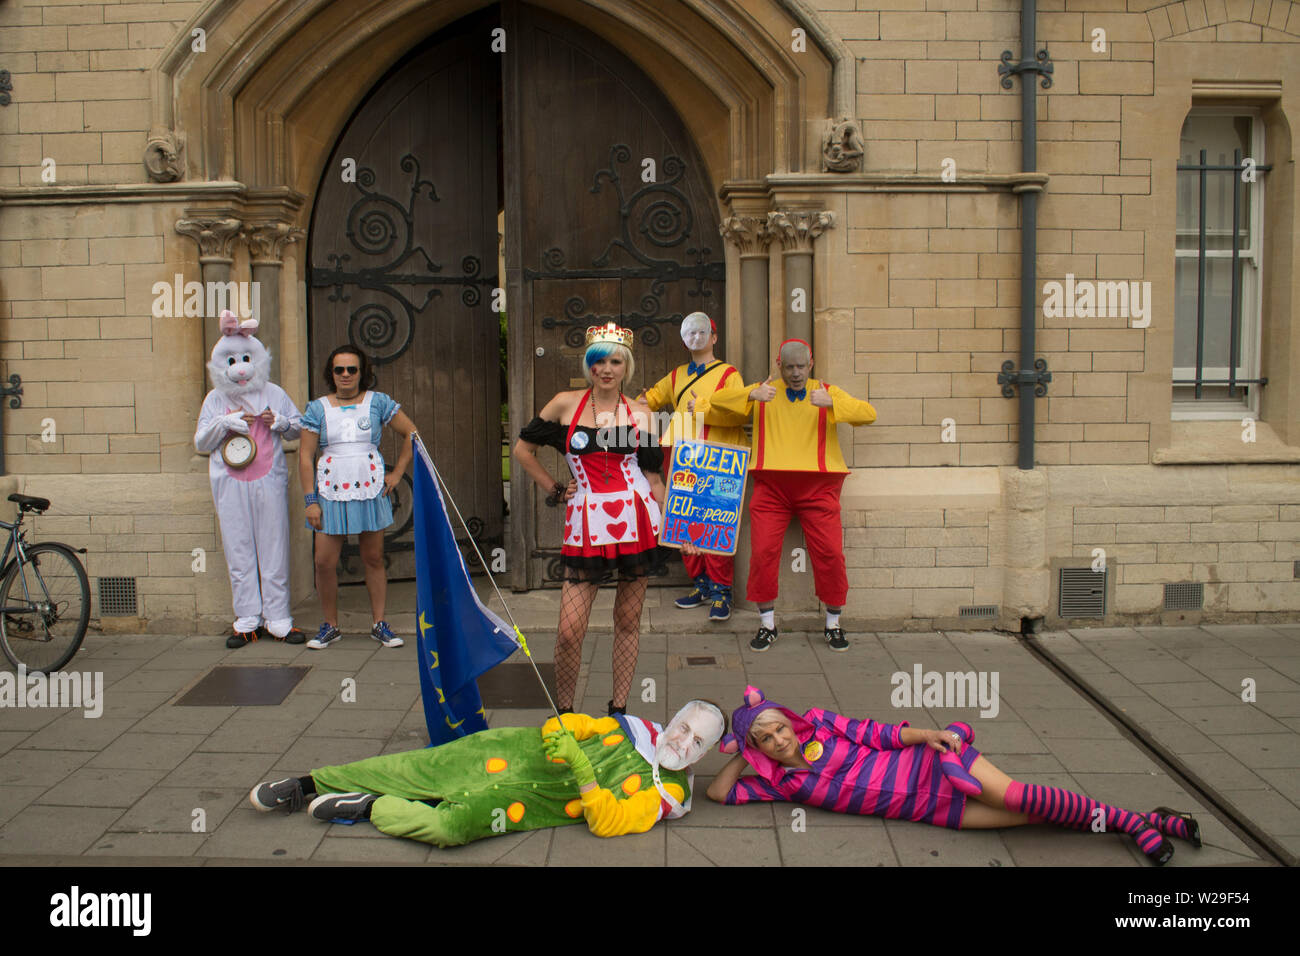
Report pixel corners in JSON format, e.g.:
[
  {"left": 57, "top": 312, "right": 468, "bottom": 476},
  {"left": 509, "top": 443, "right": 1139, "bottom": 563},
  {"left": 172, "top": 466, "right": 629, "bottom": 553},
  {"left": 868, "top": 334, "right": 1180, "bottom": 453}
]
[
  {"left": 680, "top": 312, "right": 713, "bottom": 351},
  {"left": 655, "top": 701, "right": 725, "bottom": 771}
]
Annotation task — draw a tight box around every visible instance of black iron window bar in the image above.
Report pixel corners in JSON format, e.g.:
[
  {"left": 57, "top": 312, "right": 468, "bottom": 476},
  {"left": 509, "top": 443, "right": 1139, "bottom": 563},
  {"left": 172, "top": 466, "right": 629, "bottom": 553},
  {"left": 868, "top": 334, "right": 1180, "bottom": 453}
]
[{"left": 1174, "top": 148, "right": 1271, "bottom": 400}]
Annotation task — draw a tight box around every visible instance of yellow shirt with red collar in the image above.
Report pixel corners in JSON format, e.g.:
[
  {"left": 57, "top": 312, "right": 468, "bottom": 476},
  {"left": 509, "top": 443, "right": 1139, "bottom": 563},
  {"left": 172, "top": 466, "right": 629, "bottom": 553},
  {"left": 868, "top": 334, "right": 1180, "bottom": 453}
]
[
  {"left": 642, "top": 360, "right": 749, "bottom": 448},
  {"left": 697, "top": 378, "right": 876, "bottom": 473}
]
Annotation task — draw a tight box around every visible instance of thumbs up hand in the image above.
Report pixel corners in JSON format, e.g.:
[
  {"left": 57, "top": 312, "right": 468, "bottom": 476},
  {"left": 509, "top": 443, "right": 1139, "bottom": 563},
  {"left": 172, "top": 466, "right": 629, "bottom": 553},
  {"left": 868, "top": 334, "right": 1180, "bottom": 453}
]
[
  {"left": 750, "top": 364, "right": 779, "bottom": 403},
  {"left": 686, "top": 388, "right": 698, "bottom": 414},
  {"left": 809, "top": 381, "right": 833, "bottom": 408}
]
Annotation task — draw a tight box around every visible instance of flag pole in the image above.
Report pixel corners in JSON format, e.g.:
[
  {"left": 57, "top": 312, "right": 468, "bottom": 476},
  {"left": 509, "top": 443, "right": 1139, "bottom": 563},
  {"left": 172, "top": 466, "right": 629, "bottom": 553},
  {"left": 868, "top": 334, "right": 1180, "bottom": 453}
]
[{"left": 415, "top": 435, "right": 567, "bottom": 726}]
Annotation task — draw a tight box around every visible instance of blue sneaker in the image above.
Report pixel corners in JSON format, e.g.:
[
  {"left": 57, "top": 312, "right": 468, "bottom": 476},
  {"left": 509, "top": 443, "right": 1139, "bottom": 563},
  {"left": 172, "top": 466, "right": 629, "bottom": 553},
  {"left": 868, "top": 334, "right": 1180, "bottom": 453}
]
[
  {"left": 307, "top": 622, "right": 341, "bottom": 649},
  {"left": 370, "top": 620, "right": 403, "bottom": 648},
  {"left": 708, "top": 587, "right": 732, "bottom": 621},
  {"left": 675, "top": 576, "right": 713, "bottom": 610}
]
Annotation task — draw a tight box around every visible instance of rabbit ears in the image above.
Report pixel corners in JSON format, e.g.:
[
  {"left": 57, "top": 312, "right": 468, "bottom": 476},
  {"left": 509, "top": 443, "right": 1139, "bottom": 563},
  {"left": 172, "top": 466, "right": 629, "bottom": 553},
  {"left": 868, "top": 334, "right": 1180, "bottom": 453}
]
[{"left": 219, "top": 309, "right": 259, "bottom": 337}]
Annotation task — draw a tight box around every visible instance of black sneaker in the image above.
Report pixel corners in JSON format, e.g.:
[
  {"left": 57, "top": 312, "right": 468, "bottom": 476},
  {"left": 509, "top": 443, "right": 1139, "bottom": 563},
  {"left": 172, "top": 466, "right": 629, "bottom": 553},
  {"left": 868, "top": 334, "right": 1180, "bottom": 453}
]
[
  {"left": 226, "top": 629, "right": 258, "bottom": 649},
  {"left": 309, "top": 792, "right": 377, "bottom": 822},
  {"left": 249, "top": 777, "right": 306, "bottom": 813},
  {"left": 749, "top": 626, "right": 778, "bottom": 652},
  {"left": 277, "top": 627, "right": 307, "bottom": 645},
  {"left": 825, "top": 627, "right": 849, "bottom": 652}
]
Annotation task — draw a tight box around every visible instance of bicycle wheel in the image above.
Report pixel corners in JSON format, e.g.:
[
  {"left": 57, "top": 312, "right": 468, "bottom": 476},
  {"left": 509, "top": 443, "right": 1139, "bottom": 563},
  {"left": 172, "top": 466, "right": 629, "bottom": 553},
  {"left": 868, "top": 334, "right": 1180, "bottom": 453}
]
[{"left": 0, "top": 542, "right": 90, "bottom": 674}]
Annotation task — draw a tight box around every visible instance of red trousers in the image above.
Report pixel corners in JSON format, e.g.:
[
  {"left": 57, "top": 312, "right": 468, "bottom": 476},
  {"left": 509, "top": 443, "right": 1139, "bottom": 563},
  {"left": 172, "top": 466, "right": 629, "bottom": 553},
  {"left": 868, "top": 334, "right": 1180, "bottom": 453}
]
[
  {"left": 747, "top": 471, "right": 848, "bottom": 607},
  {"left": 663, "top": 445, "right": 734, "bottom": 587}
]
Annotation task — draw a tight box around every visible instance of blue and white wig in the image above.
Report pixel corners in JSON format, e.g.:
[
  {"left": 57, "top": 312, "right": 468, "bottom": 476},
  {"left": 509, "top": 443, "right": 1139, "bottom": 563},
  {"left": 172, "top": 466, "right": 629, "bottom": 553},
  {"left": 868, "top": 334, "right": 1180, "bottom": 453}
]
[{"left": 583, "top": 342, "right": 635, "bottom": 386}]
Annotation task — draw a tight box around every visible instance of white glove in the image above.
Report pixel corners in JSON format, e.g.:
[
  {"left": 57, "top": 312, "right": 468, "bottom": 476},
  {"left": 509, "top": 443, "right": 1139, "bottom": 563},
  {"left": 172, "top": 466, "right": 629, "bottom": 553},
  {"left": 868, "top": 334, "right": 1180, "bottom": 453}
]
[
  {"left": 222, "top": 411, "right": 250, "bottom": 435},
  {"left": 270, "top": 412, "right": 290, "bottom": 434}
]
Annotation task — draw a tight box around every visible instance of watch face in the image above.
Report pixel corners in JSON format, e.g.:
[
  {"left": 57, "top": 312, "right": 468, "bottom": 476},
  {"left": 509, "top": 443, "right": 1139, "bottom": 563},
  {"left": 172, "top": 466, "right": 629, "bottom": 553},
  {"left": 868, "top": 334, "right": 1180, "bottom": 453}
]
[{"left": 222, "top": 434, "right": 256, "bottom": 468}]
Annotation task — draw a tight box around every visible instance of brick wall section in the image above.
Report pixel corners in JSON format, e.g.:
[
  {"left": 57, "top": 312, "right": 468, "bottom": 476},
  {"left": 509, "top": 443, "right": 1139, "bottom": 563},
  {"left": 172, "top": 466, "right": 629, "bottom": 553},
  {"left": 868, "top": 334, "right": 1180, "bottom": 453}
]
[
  {"left": 844, "top": 0, "right": 1296, "bottom": 468},
  {"left": 0, "top": 201, "right": 193, "bottom": 476},
  {"left": 1053, "top": 465, "right": 1300, "bottom": 620},
  {"left": 22, "top": 474, "right": 223, "bottom": 628},
  {"left": 0, "top": 1, "right": 203, "bottom": 186},
  {"left": 845, "top": 505, "right": 1000, "bottom": 625}
]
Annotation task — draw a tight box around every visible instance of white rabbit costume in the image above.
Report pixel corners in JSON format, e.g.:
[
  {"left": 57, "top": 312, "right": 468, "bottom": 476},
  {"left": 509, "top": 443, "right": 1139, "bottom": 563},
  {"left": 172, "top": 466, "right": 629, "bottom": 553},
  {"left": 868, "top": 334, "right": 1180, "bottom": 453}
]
[{"left": 194, "top": 310, "right": 303, "bottom": 637}]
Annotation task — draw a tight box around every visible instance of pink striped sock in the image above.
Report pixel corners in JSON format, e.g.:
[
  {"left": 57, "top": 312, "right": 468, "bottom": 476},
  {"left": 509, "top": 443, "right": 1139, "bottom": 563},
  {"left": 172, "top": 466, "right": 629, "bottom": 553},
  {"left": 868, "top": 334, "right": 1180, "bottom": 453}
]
[{"left": 1005, "top": 782, "right": 1170, "bottom": 859}]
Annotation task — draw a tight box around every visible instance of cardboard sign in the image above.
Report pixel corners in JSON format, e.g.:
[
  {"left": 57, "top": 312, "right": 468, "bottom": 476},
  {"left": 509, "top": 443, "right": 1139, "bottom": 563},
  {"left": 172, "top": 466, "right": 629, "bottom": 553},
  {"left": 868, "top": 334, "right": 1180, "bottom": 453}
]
[{"left": 659, "top": 438, "right": 750, "bottom": 555}]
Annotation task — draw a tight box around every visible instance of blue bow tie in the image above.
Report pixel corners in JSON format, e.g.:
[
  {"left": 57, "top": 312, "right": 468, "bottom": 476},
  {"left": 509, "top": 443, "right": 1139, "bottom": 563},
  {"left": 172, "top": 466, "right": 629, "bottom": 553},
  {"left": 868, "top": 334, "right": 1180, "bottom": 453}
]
[
  {"left": 786, "top": 388, "right": 806, "bottom": 402},
  {"left": 687, "top": 361, "right": 708, "bottom": 376}
]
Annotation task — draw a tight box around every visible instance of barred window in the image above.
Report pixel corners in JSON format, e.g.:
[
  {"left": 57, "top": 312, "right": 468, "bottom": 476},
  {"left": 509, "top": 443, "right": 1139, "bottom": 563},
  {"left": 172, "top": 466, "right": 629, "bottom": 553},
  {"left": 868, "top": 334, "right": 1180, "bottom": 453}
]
[{"left": 1173, "top": 110, "right": 1269, "bottom": 416}]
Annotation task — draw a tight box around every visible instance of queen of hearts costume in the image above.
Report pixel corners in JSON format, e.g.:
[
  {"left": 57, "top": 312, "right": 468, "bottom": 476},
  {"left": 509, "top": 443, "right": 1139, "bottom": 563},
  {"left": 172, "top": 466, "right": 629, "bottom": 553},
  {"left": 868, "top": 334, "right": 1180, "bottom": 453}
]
[{"left": 193, "top": 311, "right": 303, "bottom": 641}]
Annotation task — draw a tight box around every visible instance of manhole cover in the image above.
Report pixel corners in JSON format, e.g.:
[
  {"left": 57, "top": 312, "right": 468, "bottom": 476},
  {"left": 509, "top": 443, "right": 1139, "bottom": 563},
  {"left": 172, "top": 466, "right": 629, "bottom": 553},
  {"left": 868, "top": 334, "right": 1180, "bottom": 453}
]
[
  {"left": 176, "top": 666, "right": 310, "bottom": 706},
  {"left": 477, "top": 663, "right": 556, "bottom": 708}
]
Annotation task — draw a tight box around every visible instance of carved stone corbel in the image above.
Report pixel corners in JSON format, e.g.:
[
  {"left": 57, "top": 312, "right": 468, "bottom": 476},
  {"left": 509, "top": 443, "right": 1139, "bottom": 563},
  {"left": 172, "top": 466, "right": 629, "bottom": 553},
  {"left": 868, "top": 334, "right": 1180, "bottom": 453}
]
[
  {"left": 822, "top": 118, "right": 865, "bottom": 173},
  {"left": 144, "top": 126, "right": 184, "bottom": 183},
  {"left": 767, "top": 210, "right": 836, "bottom": 253}
]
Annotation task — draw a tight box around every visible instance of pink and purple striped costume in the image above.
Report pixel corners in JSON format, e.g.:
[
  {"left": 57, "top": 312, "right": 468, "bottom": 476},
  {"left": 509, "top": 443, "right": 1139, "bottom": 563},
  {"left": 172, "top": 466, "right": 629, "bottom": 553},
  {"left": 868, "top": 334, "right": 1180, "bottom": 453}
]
[{"left": 720, "top": 686, "right": 981, "bottom": 829}]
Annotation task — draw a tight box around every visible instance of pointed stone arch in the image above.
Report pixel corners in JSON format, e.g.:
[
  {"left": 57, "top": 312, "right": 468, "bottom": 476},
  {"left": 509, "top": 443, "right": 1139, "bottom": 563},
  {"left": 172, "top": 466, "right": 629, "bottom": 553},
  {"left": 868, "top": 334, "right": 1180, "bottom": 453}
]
[{"left": 152, "top": 0, "right": 842, "bottom": 203}]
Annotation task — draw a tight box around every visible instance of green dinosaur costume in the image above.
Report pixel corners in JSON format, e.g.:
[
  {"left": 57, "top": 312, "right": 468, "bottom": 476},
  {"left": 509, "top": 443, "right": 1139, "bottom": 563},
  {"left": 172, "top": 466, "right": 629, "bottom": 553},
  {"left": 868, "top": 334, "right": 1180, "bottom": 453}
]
[{"left": 310, "top": 714, "right": 690, "bottom": 847}]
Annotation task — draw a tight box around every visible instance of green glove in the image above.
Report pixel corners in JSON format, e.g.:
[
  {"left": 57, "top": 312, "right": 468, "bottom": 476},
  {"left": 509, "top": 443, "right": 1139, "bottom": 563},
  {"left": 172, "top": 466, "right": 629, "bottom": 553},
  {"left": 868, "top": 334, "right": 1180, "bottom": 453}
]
[{"left": 543, "top": 730, "right": 596, "bottom": 789}]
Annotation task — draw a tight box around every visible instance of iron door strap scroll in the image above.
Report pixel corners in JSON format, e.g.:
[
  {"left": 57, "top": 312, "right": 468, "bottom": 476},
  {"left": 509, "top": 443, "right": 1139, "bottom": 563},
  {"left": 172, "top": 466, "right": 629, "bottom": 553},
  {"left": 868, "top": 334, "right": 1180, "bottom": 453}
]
[
  {"left": 526, "top": 144, "right": 724, "bottom": 347},
  {"left": 310, "top": 153, "right": 498, "bottom": 365}
]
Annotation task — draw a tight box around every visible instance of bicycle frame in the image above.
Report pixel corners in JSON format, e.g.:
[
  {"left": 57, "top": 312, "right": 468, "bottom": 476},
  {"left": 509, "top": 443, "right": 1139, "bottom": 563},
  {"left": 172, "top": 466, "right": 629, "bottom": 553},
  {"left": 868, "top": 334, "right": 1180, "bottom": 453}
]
[{"left": 0, "top": 514, "right": 44, "bottom": 617}]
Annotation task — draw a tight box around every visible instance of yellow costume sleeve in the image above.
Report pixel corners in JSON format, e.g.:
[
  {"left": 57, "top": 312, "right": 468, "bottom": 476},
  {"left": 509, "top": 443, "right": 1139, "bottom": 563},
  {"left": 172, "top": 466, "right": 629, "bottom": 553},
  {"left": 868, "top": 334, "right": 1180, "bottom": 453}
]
[
  {"left": 540, "top": 713, "right": 621, "bottom": 740},
  {"left": 827, "top": 384, "right": 877, "bottom": 426},
  {"left": 642, "top": 372, "right": 675, "bottom": 413},
  {"left": 694, "top": 380, "right": 754, "bottom": 424},
  {"left": 581, "top": 783, "right": 681, "bottom": 837}
]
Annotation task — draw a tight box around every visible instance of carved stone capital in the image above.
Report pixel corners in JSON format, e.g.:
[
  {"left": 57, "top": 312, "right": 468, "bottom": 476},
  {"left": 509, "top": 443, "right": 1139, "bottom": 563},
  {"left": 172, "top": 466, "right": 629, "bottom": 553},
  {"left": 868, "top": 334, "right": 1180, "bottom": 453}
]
[
  {"left": 244, "top": 221, "right": 305, "bottom": 263},
  {"left": 767, "top": 210, "right": 836, "bottom": 253},
  {"left": 144, "top": 126, "right": 184, "bottom": 182},
  {"left": 175, "top": 217, "right": 243, "bottom": 260},
  {"left": 822, "top": 117, "right": 865, "bottom": 174},
  {"left": 719, "top": 215, "right": 773, "bottom": 257}
]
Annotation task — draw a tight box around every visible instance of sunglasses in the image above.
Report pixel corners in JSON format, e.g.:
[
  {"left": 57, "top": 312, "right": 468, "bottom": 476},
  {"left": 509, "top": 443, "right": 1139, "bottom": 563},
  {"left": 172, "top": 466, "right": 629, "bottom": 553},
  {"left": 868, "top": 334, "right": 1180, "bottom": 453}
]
[{"left": 333, "top": 365, "right": 359, "bottom": 375}]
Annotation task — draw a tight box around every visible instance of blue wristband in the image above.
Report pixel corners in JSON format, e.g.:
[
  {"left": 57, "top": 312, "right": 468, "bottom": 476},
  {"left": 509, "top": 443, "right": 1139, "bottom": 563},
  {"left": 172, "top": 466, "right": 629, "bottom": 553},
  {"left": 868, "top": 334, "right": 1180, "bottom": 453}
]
[{"left": 304, "top": 493, "right": 320, "bottom": 506}]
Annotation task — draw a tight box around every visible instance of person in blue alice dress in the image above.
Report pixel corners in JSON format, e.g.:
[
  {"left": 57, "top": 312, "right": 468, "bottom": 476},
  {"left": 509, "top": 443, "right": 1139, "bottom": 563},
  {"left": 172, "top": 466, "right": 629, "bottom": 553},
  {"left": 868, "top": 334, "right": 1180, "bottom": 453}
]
[{"left": 298, "top": 345, "right": 417, "bottom": 650}]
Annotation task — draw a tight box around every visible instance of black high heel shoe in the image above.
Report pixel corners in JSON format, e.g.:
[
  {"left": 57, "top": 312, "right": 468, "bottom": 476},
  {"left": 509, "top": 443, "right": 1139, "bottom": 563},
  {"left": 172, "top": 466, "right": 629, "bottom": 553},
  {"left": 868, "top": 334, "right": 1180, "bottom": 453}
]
[{"left": 1151, "top": 806, "right": 1202, "bottom": 848}]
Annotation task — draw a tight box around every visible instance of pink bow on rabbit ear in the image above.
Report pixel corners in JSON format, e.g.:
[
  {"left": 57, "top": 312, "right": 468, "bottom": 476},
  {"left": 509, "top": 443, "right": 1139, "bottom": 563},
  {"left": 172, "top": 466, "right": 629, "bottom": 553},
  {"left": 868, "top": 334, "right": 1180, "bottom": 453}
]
[{"left": 219, "top": 309, "right": 259, "bottom": 337}]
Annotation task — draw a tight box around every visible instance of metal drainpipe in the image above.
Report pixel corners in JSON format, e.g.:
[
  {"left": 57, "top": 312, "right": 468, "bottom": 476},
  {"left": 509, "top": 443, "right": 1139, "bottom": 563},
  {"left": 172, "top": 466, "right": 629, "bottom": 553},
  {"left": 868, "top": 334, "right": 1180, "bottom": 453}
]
[{"left": 997, "top": 2, "right": 1053, "bottom": 469}]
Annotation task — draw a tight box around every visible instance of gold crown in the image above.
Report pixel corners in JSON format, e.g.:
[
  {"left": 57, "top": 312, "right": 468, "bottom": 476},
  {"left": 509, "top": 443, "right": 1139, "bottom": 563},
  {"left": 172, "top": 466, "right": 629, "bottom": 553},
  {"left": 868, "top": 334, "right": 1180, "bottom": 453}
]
[{"left": 585, "top": 321, "right": 635, "bottom": 349}]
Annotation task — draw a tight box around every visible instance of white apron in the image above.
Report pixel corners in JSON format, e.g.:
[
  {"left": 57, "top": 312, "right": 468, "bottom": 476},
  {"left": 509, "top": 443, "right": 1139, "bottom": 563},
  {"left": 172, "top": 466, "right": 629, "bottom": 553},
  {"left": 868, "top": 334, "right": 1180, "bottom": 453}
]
[{"left": 317, "top": 392, "right": 384, "bottom": 502}]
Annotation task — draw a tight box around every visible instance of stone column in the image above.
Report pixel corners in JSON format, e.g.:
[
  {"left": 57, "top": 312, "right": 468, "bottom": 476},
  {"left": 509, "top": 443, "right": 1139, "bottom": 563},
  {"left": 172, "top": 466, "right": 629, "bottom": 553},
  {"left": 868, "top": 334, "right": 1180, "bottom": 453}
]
[
  {"left": 718, "top": 215, "right": 773, "bottom": 615},
  {"left": 175, "top": 216, "right": 243, "bottom": 392},
  {"left": 768, "top": 210, "right": 835, "bottom": 353},
  {"left": 245, "top": 222, "right": 304, "bottom": 385},
  {"left": 719, "top": 215, "right": 773, "bottom": 384}
]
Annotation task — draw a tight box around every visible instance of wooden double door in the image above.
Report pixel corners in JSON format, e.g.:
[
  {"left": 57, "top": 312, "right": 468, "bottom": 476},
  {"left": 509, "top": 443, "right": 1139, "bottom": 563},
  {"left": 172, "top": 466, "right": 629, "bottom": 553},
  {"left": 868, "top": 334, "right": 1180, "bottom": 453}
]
[{"left": 308, "top": 3, "right": 725, "bottom": 587}]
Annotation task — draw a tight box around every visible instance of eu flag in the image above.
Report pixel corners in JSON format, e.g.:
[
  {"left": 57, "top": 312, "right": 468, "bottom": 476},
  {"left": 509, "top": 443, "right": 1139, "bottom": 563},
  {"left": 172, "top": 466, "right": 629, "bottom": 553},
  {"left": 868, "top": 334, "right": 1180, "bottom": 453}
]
[{"left": 412, "top": 437, "right": 518, "bottom": 746}]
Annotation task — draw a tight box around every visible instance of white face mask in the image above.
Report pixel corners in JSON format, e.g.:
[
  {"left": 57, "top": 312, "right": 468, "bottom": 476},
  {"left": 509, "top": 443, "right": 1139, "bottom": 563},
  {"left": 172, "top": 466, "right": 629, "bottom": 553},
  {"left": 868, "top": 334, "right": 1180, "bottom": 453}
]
[
  {"left": 680, "top": 313, "right": 712, "bottom": 351},
  {"left": 655, "top": 702, "right": 725, "bottom": 770}
]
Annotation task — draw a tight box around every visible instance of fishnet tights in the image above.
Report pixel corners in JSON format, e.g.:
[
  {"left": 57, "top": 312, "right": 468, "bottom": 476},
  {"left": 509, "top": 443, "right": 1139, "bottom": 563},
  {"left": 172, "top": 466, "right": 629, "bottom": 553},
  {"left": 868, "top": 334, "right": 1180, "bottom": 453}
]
[{"left": 554, "top": 575, "right": 649, "bottom": 710}]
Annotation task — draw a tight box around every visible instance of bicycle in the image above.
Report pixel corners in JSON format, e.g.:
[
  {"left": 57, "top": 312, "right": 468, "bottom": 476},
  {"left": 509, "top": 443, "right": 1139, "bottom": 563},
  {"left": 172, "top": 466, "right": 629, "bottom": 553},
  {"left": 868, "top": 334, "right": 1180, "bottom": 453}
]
[{"left": 0, "top": 494, "right": 90, "bottom": 674}]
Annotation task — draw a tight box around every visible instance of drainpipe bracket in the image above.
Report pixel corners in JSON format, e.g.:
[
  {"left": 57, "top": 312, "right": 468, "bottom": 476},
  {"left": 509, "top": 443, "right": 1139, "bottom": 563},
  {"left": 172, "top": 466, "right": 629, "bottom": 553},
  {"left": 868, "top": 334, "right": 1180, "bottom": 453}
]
[
  {"left": 998, "top": 49, "right": 1054, "bottom": 90},
  {"left": 998, "top": 359, "right": 1051, "bottom": 398}
]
